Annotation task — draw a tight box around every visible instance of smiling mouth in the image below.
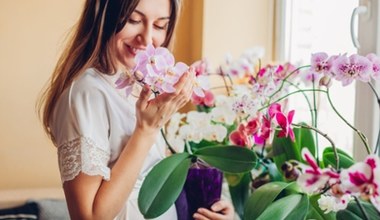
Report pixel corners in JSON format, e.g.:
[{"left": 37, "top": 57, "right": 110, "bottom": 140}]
[{"left": 126, "top": 45, "right": 144, "bottom": 56}]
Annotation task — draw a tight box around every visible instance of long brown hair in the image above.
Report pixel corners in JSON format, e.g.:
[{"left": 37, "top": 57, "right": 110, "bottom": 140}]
[{"left": 38, "top": 0, "right": 181, "bottom": 141}]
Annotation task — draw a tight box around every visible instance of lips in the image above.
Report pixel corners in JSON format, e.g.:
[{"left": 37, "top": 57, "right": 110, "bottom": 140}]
[{"left": 126, "top": 45, "right": 144, "bottom": 56}]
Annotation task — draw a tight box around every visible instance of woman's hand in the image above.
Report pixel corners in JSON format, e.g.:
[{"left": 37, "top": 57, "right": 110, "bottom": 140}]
[
  {"left": 193, "top": 200, "right": 235, "bottom": 220},
  {"left": 135, "top": 69, "right": 195, "bottom": 134}
]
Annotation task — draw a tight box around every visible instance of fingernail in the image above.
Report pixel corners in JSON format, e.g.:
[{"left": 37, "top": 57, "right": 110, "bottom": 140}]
[
  {"left": 211, "top": 204, "right": 219, "bottom": 211},
  {"left": 143, "top": 86, "right": 149, "bottom": 92}
]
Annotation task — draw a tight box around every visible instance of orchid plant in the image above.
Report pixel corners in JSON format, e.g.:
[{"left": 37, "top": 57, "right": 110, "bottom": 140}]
[{"left": 116, "top": 44, "right": 380, "bottom": 220}]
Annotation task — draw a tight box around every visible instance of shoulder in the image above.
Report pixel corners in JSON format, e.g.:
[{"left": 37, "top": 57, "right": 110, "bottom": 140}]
[
  {"left": 69, "top": 68, "right": 108, "bottom": 99},
  {"left": 51, "top": 69, "right": 112, "bottom": 146}
]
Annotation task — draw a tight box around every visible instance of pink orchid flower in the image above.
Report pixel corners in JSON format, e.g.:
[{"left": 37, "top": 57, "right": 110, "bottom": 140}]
[
  {"left": 191, "top": 58, "right": 210, "bottom": 76},
  {"left": 144, "top": 62, "right": 189, "bottom": 93},
  {"left": 340, "top": 155, "right": 380, "bottom": 212},
  {"left": 310, "top": 52, "right": 333, "bottom": 75},
  {"left": 332, "top": 54, "right": 372, "bottom": 86},
  {"left": 191, "top": 89, "right": 215, "bottom": 107},
  {"left": 229, "top": 124, "right": 251, "bottom": 147},
  {"left": 115, "top": 71, "right": 135, "bottom": 96},
  {"left": 193, "top": 75, "right": 210, "bottom": 97},
  {"left": 134, "top": 44, "right": 174, "bottom": 76},
  {"left": 297, "top": 148, "right": 340, "bottom": 194},
  {"left": 366, "top": 53, "right": 380, "bottom": 81},
  {"left": 268, "top": 103, "right": 282, "bottom": 119},
  {"left": 245, "top": 117, "right": 261, "bottom": 135}
]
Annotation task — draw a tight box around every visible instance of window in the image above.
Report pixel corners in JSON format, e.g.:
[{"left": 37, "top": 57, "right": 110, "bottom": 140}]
[{"left": 278, "top": 0, "right": 359, "bottom": 157}]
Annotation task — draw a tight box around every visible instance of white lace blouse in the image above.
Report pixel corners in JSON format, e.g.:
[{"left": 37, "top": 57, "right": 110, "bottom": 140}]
[{"left": 50, "top": 68, "right": 177, "bottom": 219}]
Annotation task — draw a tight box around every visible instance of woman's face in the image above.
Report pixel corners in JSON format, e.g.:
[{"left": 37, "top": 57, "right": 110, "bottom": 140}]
[{"left": 114, "top": 0, "right": 171, "bottom": 70}]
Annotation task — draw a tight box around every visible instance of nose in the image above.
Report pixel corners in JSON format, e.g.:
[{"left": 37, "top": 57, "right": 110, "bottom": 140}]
[{"left": 138, "top": 25, "right": 153, "bottom": 46}]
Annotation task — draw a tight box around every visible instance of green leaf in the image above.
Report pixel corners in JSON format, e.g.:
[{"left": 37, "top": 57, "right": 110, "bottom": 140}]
[
  {"left": 272, "top": 130, "right": 301, "bottom": 173},
  {"left": 307, "top": 195, "right": 336, "bottom": 220},
  {"left": 194, "top": 145, "right": 257, "bottom": 173},
  {"left": 227, "top": 172, "right": 251, "bottom": 219},
  {"left": 243, "top": 182, "right": 291, "bottom": 220},
  {"left": 189, "top": 139, "right": 219, "bottom": 152},
  {"left": 322, "top": 147, "right": 355, "bottom": 169},
  {"left": 256, "top": 194, "right": 308, "bottom": 220},
  {"left": 337, "top": 200, "right": 380, "bottom": 220},
  {"left": 138, "top": 153, "right": 191, "bottom": 219},
  {"left": 225, "top": 172, "right": 246, "bottom": 187},
  {"left": 294, "top": 122, "right": 316, "bottom": 157},
  {"left": 267, "top": 162, "right": 285, "bottom": 182}
]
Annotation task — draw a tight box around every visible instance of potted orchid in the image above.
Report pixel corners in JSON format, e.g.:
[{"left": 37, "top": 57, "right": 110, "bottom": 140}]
[
  {"left": 116, "top": 44, "right": 380, "bottom": 219},
  {"left": 115, "top": 44, "right": 256, "bottom": 219}
]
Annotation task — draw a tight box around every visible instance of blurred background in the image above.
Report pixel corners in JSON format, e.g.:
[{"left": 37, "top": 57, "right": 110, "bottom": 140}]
[{"left": 0, "top": 0, "right": 378, "bottom": 193}]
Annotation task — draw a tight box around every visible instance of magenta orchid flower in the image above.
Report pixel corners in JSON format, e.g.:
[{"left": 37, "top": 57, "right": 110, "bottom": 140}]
[
  {"left": 253, "top": 116, "right": 272, "bottom": 146},
  {"left": 297, "top": 148, "right": 340, "bottom": 194},
  {"left": 267, "top": 103, "right": 295, "bottom": 141},
  {"left": 332, "top": 54, "right": 372, "bottom": 86},
  {"left": 275, "top": 109, "right": 295, "bottom": 141}
]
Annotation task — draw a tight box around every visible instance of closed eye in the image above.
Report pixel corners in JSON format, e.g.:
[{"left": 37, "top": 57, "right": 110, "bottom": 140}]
[
  {"left": 128, "top": 19, "right": 141, "bottom": 25},
  {"left": 154, "top": 24, "right": 168, "bottom": 30}
]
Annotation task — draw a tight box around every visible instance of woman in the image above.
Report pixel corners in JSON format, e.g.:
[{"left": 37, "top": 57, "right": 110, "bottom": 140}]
[{"left": 39, "top": 0, "right": 234, "bottom": 219}]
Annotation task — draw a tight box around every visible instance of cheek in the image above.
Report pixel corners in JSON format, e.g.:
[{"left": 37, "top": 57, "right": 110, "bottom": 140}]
[{"left": 154, "top": 32, "right": 168, "bottom": 46}]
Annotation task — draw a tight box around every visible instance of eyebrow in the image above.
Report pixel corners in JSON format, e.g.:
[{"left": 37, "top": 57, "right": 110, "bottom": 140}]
[{"left": 134, "top": 9, "right": 170, "bottom": 20}]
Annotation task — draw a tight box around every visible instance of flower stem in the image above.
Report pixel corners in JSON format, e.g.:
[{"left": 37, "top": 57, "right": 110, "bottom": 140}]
[
  {"left": 294, "top": 123, "right": 339, "bottom": 169},
  {"left": 210, "top": 85, "right": 233, "bottom": 90},
  {"left": 326, "top": 88, "right": 371, "bottom": 154},
  {"left": 258, "top": 89, "right": 327, "bottom": 111},
  {"left": 269, "top": 65, "right": 311, "bottom": 100},
  {"left": 153, "top": 91, "right": 177, "bottom": 155},
  {"left": 311, "top": 77, "right": 320, "bottom": 164},
  {"left": 285, "top": 81, "right": 314, "bottom": 122},
  {"left": 185, "top": 140, "right": 193, "bottom": 155},
  {"left": 221, "top": 74, "right": 231, "bottom": 96},
  {"left": 160, "top": 128, "right": 177, "bottom": 154},
  {"left": 354, "top": 196, "right": 369, "bottom": 220},
  {"left": 368, "top": 82, "right": 380, "bottom": 155}
]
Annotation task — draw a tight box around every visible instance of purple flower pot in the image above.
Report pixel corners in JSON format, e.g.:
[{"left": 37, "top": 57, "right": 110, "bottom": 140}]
[{"left": 176, "top": 163, "right": 223, "bottom": 220}]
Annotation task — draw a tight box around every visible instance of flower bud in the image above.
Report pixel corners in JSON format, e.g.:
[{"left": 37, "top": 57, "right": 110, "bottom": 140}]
[
  {"left": 134, "top": 70, "right": 145, "bottom": 82},
  {"left": 319, "top": 75, "right": 332, "bottom": 88},
  {"left": 281, "top": 160, "right": 301, "bottom": 181}
]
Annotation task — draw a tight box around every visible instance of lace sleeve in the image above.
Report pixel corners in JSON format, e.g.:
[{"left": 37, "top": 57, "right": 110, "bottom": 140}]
[{"left": 58, "top": 136, "right": 111, "bottom": 183}]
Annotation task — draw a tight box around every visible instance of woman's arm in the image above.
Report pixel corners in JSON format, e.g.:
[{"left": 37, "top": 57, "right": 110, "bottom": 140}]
[{"left": 63, "top": 71, "right": 195, "bottom": 220}]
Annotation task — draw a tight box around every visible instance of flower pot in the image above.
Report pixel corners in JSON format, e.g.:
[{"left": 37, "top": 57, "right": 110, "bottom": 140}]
[{"left": 176, "top": 162, "right": 223, "bottom": 220}]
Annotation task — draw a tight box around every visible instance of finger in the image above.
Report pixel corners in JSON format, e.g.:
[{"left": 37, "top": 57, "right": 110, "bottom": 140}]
[
  {"left": 193, "top": 212, "right": 211, "bottom": 220},
  {"left": 136, "top": 85, "right": 151, "bottom": 109},
  {"left": 211, "top": 200, "right": 233, "bottom": 214},
  {"left": 173, "top": 71, "right": 189, "bottom": 91},
  {"left": 196, "top": 208, "right": 223, "bottom": 220},
  {"left": 173, "top": 72, "right": 195, "bottom": 103}
]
